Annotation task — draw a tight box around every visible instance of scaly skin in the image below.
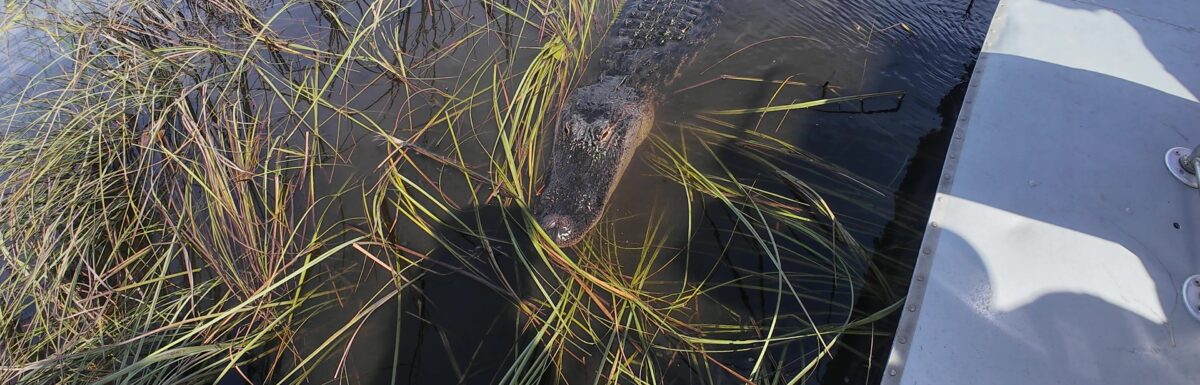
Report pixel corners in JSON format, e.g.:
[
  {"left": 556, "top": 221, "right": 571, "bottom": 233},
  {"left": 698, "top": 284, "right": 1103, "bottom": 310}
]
[{"left": 536, "top": 0, "right": 722, "bottom": 246}]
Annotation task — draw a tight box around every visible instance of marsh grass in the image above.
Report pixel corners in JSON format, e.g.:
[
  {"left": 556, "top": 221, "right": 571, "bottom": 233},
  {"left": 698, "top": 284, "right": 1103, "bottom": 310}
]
[{"left": 0, "top": 0, "right": 915, "bottom": 384}]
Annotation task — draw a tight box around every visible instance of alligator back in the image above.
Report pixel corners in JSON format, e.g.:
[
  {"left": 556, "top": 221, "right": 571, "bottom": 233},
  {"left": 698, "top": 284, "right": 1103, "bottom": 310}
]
[{"left": 598, "top": 0, "right": 723, "bottom": 95}]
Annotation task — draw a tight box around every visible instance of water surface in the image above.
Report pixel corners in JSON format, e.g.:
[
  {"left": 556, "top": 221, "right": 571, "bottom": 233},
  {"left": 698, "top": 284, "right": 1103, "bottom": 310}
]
[{"left": 233, "top": 0, "right": 998, "bottom": 383}]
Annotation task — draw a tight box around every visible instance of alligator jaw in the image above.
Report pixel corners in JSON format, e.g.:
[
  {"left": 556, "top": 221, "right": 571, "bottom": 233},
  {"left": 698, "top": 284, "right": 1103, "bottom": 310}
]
[{"left": 535, "top": 78, "right": 654, "bottom": 247}]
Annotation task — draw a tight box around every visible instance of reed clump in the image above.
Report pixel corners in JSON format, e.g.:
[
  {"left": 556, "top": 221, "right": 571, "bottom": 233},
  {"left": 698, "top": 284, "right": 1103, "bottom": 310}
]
[{"left": 0, "top": 1, "right": 911, "bottom": 384}]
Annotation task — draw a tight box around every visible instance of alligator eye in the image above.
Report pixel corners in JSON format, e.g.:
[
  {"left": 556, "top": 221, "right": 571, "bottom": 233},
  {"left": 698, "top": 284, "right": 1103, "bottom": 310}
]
[{"left": 598, "top": 124, "right": 614, "bottom": 143}]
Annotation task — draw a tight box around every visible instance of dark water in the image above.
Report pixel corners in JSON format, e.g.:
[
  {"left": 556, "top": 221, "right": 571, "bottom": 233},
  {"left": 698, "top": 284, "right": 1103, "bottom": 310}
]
[{"left": 243, "top": 0, "right": 1000, "bottom": 384}]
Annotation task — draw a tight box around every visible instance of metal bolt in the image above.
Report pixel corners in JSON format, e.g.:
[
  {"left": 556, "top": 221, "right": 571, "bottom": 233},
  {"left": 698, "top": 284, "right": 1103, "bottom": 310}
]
[
  {"left": 898, "top": 336, "right": 908, "bottom": 344},
  {"left": 916, "top": 275, "right": 925, "bottom": 282},
  {"left": 908, "top": 305, "right": 917, "bottom": 312},
  {"left": 930, "top": 221, "right": 939, "bottom": 228},
  {"left": 922, "top": 247, "right": 932, "bottom": 255},
  {"left": 889, "top": 369, "right": 898, "bottom": 376}
]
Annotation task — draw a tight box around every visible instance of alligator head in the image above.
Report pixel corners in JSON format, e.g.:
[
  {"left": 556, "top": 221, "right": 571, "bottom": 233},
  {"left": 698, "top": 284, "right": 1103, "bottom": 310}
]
[{"left": 536, "top": 77, "right": 654, "bottom": 247}]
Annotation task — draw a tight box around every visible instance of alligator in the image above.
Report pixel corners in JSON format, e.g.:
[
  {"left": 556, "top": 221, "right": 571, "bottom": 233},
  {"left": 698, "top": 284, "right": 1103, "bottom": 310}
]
[{"left": 535, "top": 0, "right": 723, "bottom": 247}]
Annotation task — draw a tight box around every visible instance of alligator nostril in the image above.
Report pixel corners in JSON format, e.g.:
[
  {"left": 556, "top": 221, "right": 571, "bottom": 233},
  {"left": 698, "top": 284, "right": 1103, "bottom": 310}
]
[{"left": 537, "top": 214, "right": 575, "bottom": 244}]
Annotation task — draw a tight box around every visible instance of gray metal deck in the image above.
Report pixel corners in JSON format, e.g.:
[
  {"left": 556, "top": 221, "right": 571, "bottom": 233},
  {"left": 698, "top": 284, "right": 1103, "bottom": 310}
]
[{"left": 884, "top": 0, "right": 1200, "bottom": 383}]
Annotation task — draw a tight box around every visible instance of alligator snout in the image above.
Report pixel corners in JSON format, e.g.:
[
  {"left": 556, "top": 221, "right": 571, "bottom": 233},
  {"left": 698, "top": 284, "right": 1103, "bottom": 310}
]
[
  {"left": 535, "top": 212, "right": 580, "bottom": 245},
  {"left": 535, "top": 77, "right": 654, "bottom": 247}
]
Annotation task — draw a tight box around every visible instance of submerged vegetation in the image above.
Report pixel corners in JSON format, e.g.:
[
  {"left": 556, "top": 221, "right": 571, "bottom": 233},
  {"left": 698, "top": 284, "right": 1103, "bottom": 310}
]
[{"left": 0, "top": 0, "right": 916, "bottom": 384}]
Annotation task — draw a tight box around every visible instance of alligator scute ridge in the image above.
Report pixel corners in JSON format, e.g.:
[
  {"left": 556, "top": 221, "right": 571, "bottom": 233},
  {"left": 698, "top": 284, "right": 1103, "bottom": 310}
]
[{"left": 536, "top": 0, "right": 723, "bottom": 247}]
